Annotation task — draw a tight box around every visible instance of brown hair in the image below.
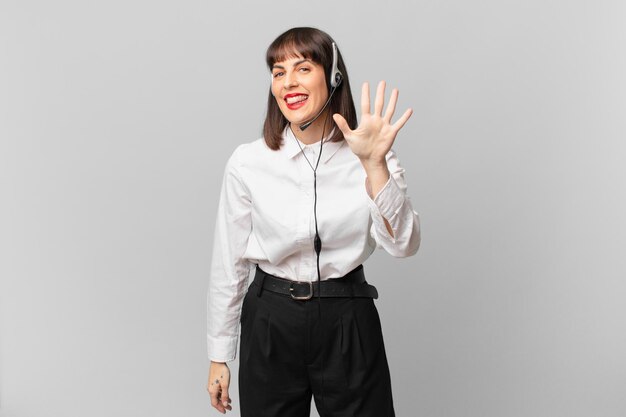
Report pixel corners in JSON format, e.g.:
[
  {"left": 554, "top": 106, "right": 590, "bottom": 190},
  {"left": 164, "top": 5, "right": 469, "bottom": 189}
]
[{"left": 263, "top": 27, "right": 357, "bottom": 150}]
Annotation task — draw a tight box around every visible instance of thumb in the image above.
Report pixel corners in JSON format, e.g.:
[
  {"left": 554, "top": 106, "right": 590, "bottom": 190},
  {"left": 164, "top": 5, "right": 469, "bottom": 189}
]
[{"left": 332, "top": 113, "right": 352, "bottom": 137}]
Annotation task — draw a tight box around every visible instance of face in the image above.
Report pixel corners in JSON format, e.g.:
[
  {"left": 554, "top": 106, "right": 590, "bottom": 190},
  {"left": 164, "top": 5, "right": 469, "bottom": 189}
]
[{"left": 270, "top": 54, "right": 329, "bottom": 126}]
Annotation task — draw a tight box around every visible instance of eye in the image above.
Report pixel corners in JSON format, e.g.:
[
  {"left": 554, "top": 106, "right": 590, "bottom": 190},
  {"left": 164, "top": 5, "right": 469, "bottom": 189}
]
[
  {"left": 299, "top": 67, "right": 310, "bottom": 73},
  {"left": 272, "top": 71, "right": 284, "bottom": 78}
]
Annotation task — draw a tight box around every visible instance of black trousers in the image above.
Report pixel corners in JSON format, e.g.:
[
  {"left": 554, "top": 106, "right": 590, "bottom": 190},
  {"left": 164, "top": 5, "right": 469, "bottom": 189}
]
[{"left": 238, "top": 269, "right": 396, "bottom": 417}]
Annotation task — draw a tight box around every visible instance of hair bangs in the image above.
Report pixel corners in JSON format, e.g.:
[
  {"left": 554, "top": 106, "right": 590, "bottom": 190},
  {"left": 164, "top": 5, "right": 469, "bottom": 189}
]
[{"left": 266, "top": 33, "right": 325, "bottom": 70}]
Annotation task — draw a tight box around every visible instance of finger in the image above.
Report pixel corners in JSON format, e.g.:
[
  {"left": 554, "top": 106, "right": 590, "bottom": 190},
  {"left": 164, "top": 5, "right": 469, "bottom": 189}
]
[
  {"left": 221, "top": 384, "right": 232, "bottom": 410},
  {"left": 209, "top": 387, "right": 225, "bottom": 413},
  {"left": 361, "top": 82, "right": 370, "bottom": 114},
  {"left": 391, "top": 108, "right": 413, "bottom": 132},
  {"left": 374, "top": 80, "right": 386, "bottom": 116},
  {"left": 383, "top": 88, "right": 398, "bottom": 123},
  {"left": 332, "top": 113, "right": 352, "bottom": 136}
]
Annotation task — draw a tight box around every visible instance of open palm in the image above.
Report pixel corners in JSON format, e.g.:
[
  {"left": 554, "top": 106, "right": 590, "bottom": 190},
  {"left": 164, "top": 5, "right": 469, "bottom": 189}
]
[{"left": 333, "top": 80, "right": 413, "bottom": 164}]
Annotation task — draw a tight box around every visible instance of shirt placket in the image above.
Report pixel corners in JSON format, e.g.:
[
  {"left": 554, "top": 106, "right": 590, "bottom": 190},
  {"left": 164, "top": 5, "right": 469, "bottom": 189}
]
[{"left": 295, "top": 146, "right": 318, "bottom": 281}]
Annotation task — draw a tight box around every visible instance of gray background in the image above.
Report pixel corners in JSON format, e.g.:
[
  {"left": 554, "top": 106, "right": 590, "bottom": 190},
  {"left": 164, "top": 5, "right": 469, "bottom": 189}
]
[{"left": 1, "top": 0, "right": 625, "bottom": 416}]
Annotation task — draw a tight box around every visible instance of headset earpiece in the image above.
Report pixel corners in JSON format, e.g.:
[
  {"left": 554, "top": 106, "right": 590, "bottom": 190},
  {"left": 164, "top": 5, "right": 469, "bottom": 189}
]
[{"left": 330, "top": 42, "right": 343, "bottom": 88}]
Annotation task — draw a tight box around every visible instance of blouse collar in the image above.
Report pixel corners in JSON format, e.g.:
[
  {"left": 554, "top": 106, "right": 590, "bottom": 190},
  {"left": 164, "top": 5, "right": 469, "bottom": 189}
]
[{"left": 281, "top": 124, "right": 345, "bottom": 163}]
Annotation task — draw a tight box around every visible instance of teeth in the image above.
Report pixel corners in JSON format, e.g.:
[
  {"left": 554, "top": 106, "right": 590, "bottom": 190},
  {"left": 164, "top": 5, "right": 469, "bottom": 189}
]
[{"left": 286, "top": 95, "right": 308, "bottom": 104}]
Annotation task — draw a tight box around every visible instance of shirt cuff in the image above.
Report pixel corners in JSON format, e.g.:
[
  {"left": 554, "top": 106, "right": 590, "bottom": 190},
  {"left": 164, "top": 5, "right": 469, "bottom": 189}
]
[
  {"left": 366, "top": 174, "right": 405, "bottom": 221},
  {"left": 207, "top": 334, "right": 238, "bottom": 363}
]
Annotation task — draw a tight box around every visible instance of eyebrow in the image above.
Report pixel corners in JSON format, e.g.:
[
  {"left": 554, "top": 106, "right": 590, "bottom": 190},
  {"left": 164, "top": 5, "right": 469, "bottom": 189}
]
[{"left": 272, "top": 59, "right": 311, "bottom": 70}]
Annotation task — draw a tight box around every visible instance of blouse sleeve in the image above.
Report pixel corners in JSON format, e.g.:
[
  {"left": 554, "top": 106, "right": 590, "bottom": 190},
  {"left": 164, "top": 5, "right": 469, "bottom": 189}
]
[
  {"left": 365, "top": 148, "right": 421, "bottom": 257},
  {"left": 207, "top": 144, "right": 253, "bottom": 362}
]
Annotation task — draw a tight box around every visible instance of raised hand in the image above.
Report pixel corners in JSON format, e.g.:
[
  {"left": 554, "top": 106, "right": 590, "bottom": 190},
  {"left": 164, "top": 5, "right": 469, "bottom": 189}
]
[{"left": 333, "top": 80, "right": 412, "bottom": 168}]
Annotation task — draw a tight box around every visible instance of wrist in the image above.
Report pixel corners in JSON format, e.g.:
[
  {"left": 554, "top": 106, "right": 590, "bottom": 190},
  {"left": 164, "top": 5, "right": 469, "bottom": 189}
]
[
  {"left": 360, "top": 157, "right": 388, "bottom": 174},
  {"left": 363, "top": 164, "right": 390, "bottom": 200}
]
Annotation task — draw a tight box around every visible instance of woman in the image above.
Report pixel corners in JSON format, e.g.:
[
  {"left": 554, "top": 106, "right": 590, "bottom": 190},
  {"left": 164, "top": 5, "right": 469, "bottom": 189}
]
[{"left": 206, "top": 27, "right": 420, "bottom": 416}]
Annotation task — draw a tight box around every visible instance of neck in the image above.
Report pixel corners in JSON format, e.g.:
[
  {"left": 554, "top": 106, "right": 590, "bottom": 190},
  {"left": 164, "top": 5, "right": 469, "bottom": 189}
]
[{"left": 290, "top": 109, "right": 331, "bottom": 145}]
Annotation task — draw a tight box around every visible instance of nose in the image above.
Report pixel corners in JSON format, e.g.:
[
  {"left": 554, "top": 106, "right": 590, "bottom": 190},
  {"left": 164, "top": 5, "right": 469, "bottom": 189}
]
[{"left": 283, "top": 71, "right": 298, "bottom": 89}]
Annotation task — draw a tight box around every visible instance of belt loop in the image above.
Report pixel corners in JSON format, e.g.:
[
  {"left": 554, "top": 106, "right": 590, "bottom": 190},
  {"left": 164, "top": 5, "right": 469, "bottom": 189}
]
[{"left": 256, "top": 265, "right": 265, "bottom": 297}]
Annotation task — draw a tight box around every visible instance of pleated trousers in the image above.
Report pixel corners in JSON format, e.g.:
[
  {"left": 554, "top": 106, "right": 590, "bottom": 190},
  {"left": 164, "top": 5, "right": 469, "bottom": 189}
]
[{"left": 238, "top": 271, "right": 396, "bottom": 417}]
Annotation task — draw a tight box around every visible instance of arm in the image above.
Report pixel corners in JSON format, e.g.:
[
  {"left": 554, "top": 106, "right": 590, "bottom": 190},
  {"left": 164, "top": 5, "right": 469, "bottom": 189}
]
[
  {"left": 207, "top": 144, "right": 252, "bottom": 363},
  {"left": 364, "top": 148, "right": 421, "bottom": 257},
  {"left": 332, "top": 80, "right": 420, "bottom": 257},
  {"left": 363, "top": 159, "right": 393, "bottom": 237}
]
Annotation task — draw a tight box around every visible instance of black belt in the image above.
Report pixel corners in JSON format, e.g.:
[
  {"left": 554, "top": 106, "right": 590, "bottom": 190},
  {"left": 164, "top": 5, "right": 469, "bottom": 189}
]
[{"left": 253, "top": 264, "right": 378, "bottom": 300}]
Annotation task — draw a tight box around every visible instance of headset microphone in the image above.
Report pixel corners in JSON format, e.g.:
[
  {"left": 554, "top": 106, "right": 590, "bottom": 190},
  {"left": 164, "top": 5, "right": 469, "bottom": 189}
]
[{"left": 299, "top": 42, "right": 343, "bottom": 131}]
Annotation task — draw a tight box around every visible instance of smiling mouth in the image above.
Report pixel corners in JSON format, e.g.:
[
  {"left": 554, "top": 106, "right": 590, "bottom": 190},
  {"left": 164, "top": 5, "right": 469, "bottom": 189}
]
[
  {"left": 285, "top": 94, "right": 308, "bottom": 104},
  {"left": 285, "top": 95, "right": 308, "bottom": 110}
]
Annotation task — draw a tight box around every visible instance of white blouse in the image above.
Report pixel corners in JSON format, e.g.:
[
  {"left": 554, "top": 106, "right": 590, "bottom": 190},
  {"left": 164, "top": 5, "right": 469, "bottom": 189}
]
[{"left": 207, "top": 126, "right": 421, "bottom": 362}]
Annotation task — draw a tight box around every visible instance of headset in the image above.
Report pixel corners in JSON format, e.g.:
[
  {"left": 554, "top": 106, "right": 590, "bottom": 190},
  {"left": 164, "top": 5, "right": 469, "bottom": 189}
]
[
  {"left": 299, "top": 42, "right": 343, "bottom": 131},
  {"left": 285, "top": 40, "right": 344, "bottom": 268}
]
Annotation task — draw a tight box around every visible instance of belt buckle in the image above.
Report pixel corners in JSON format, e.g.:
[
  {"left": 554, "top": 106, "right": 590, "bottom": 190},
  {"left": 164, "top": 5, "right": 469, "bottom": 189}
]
[{"left": 289, "top": 280, "right": 313, "bottom": 300}]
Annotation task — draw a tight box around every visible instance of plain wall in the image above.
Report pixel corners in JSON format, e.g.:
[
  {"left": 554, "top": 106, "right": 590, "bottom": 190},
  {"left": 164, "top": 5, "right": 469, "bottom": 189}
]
[{"left": 1, "top": 0, "right": 625, "bottom": 416}]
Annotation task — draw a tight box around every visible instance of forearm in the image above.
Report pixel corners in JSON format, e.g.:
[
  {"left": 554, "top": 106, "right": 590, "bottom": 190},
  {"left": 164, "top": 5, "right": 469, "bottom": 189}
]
[{"left": 362, "top": 159, "right": 394, "bottom": 238}]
